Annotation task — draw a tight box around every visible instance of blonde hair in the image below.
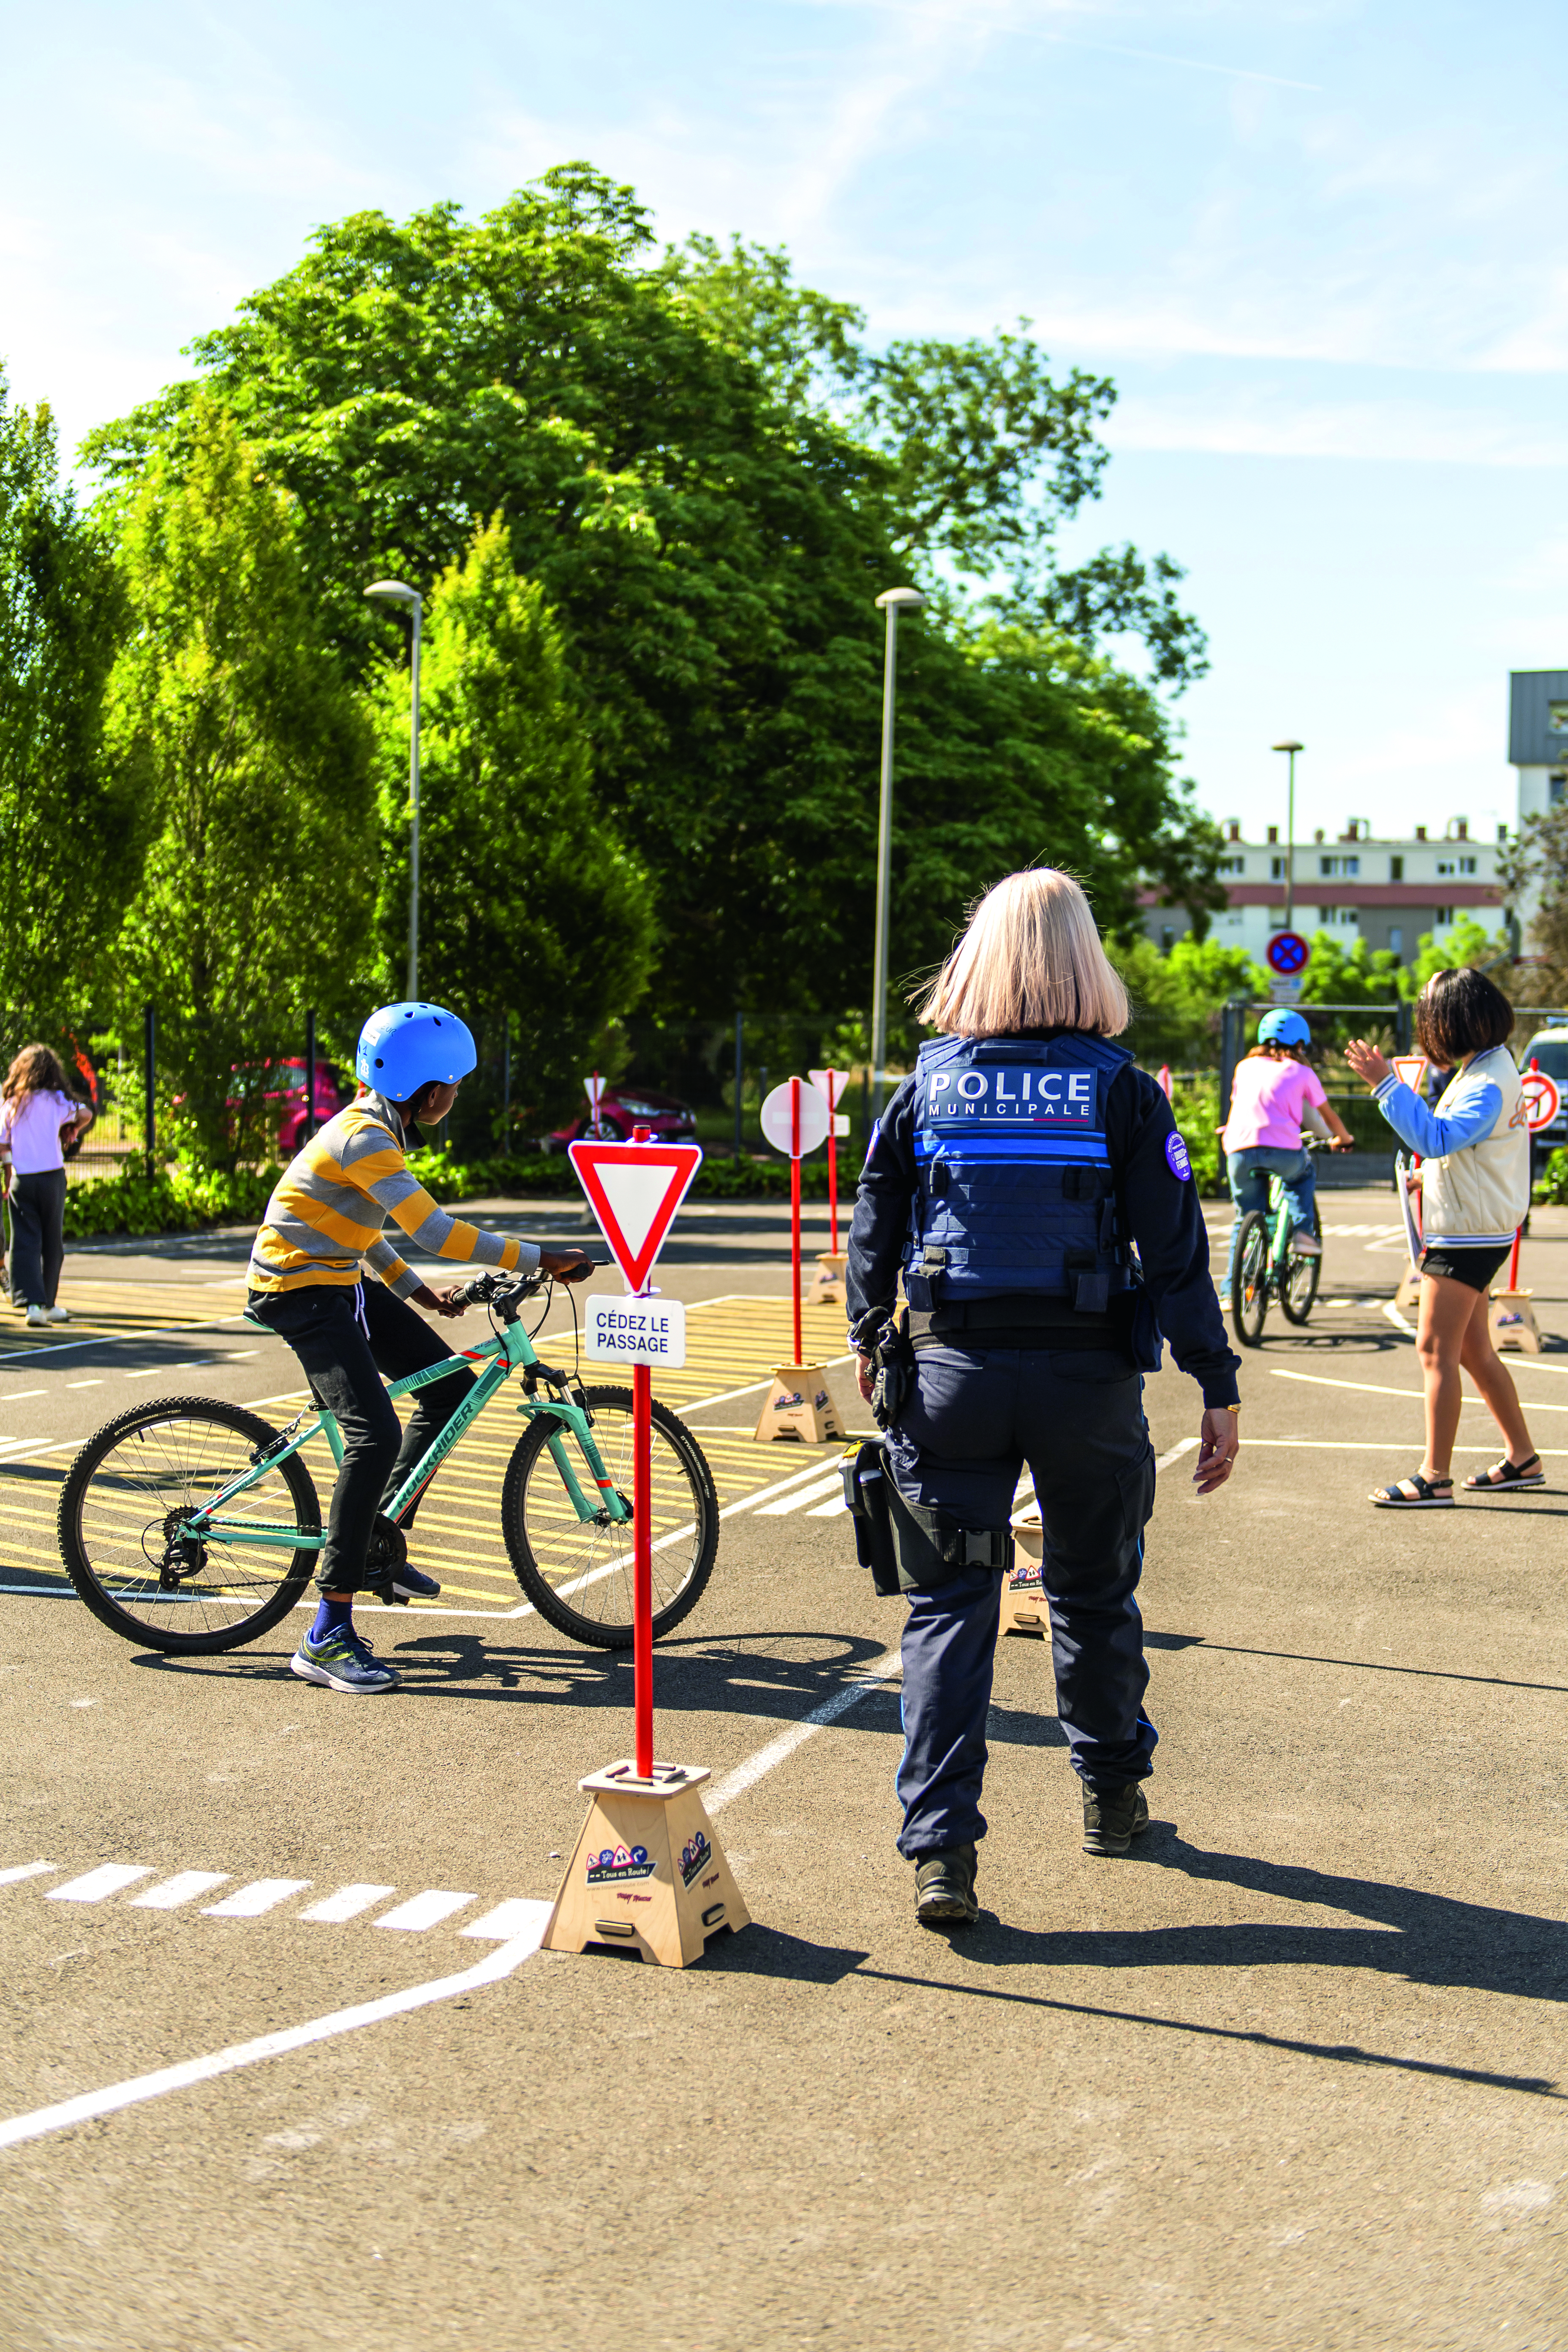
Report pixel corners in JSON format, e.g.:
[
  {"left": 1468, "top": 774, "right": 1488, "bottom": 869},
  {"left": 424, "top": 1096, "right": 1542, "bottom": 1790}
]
[
  {"left": 913, "top": 869, "right": 1130, "bottom": 1039},
  {"left": 2, "top": 1044, "right": 71, "bottom": 1107}
]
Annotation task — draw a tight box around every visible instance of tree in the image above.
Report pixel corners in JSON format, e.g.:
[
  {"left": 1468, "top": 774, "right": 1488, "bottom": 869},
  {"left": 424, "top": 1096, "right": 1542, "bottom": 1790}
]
[
  {"left": 109, "top": 397, "right": 373, "bottom": 1166},
  {"left": 1111, "top": 934, "right": 1263, "bottom": 1067},
  {"left": 371, "top": 515, "right": 655, "bottom": 1138},
  {"left": 0, "top": 372, "right": 137, "bottom": 1046},
  {"left": 86, "top": 166, "right": 1214, "bottom": 1022}
]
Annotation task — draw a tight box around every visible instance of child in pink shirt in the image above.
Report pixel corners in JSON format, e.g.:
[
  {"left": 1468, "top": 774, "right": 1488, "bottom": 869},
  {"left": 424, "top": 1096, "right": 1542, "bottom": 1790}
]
[{"left": 1219, "top": 1011, "right": 1352, "bottom": 1300}]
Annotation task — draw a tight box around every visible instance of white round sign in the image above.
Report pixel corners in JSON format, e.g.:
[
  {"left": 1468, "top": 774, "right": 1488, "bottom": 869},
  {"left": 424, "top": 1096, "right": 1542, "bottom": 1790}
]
[
  {"left": 760, "top": 1078, "right": 831, "bottom": 1159},
  {"left": 1521, "top": 1068, "right": 1561, "bottom": 1132}
]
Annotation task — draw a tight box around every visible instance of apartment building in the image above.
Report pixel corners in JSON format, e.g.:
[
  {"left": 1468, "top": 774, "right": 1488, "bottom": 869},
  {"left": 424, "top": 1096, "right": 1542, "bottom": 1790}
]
[{"left": 1143, "top": 818, "right": 1505, "bottom": 962}]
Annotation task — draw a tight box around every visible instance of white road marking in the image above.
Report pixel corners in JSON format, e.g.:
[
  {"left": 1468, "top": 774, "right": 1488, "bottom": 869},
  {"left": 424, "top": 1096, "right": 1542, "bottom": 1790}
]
[
  {"left": 706, "top": 1646, "right": 905, "bottom": 1815},
  {"left": 0, "top": 1924, "right": 546, "bottom": 2153},
  {"left": 1155, "top": 1437, "right": 1201, "bottom": 1471},
  {"left": 298, "top": 1884, "right": 396, "bottom": 1924},
  {"left": 0, "top": 1390, "right": 45, "bottom": 1400},
  {"left": 65, "top": 1381, "right": 103, "bottom": 1390},
  {"left": 807, "top": 1496, "right": 846, "bottom": 1517},
  {"left": 130, "top": 1872, "right": 230, "bottom": 1911},
  {"left": 373, "top": 1889, "right": 476, "bottom": 1933},
  {"left": 755, "top": 1473, "right": 843, "bottom": 1517},
  {"left": 1236, "top": 1439, "right": 1568, "bottom": 1453},
  {"left": 1271, "top": 1369, "right": 1502, "bottom": 1407},
  {"left": 46, "top": 1864, "right": 154, "bottom": 1903},
  {"left": 0, "top": 1861, "right": 57, "bottom": 1887},
  {"left": 201, "top": 1878, "right": 310, "bottom": 1919},
  {"left": 1382, "top": 1301, "right": 1414, "bottom": 1336},
  {"left": 674, "top": 1353, "right": 855, "bottom": 1416},
  {"left": 460, "top": 1897, "right": 554, "bottom": 1941}
]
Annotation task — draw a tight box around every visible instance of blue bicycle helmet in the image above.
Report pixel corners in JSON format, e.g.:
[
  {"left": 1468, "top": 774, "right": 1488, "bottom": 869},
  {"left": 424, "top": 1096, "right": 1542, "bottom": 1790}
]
[
  {"left": 356, "top": 1002, "right": 477, "bottom": 1100},
  {"left": 1258, "top": 1008, "right": 1312, "bottom": 1048}
]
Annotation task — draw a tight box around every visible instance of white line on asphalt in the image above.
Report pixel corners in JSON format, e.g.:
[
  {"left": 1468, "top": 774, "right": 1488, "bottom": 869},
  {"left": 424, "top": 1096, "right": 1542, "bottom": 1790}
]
[
  {"left": 0, "top": 1924, "right": 547, "bottom": 2154},
  {"left": 373, "top": 1889, "right": 476, "bottom": 1933},
  {"left": 1217, "top": 1439, "right": 1568, "bottom": 1453},
  {"left": 755, "top": 1473, "right": 844, "bottom": 1517},
  {"left": 705, "top": 1646, "right": 905, "bottom": 1816},
  {"left": 460, "top": 1897, "right": 553, "bottom": 1941},
  {"left": 201, "top": 1878, "right": 310, "bottom": 1919},
  {"left": 1382, "top": 1301, "right": 1413, "bottom": 1336},
  {"left": 1270, "top": 1369, "right": 1515, "bottom": 1407},
  {"left": 0, "top": 1390, "right": 45, "bottom": 1401},
  {"left": 0, "top": 1315, "right": 249, "bottom": 1366},
  {"left": 1155, "top": 1437, "right": 1200, "bottom": 1471},
  {"left": 298, "top": 1884, "right": 396, "bottom": 1923},
  {"left": 130, "top": 1872, "right": 231, "bottom": 1911},
  {"left": 676, "top": 1353, "right": 855, "bottom": 1416},
  {"left": 46, "top": 1864, "right": 154, "bottom": 1903},
  {"left": 807, "top": 1496, "right": 846, "bottom": 1517},
  {"left": 0, "top": 1861, "right": 57, "bottom": 1887}
]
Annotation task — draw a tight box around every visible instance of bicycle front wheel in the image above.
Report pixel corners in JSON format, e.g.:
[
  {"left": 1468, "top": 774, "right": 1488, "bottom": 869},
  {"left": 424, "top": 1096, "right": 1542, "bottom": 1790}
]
[
  {"left": 1279, "top": 1203, "right": 1324, "bottom": 1325},
  {"left": 501, "top": 1386, "right": 719, "bottom": 1649},
  {"left": 1231, "top": 1212, "right": 1273, "bottom": 1348},
  {"left": 57, "top": 1398, "right": 321, "bottom": 1655}
]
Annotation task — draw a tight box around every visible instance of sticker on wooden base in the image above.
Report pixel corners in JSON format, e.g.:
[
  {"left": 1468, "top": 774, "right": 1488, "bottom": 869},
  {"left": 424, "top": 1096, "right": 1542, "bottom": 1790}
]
[
  {"left": 806, "top": 1252, "right": 847, "bottom": 1306},
  {"left": 542, "top": 1761, "right": 751, "bottom": 1969},
  {"left": 1489, "top": 1287, "right": 1543, "bottom": 1354},
  {"left": 753, "top": 1364, "right": 845, "bottom": 1443},
  {"left": 999, "top": 1505, "right": 1049, "bottom": 1640},
  {"left": 1394, "top": 1266, "right": 1422, "bottom": 1312}
]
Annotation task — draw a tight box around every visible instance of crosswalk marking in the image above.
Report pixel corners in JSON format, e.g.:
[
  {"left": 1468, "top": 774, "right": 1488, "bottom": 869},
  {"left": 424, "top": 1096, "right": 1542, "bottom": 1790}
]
[
  {"left": 201, "top": 1878, "right": 311, "bottom": 1918},
  {"left": 460, "top": 1897, "right": 553, "bottom": 1941},
  {"left": 373, "top": 1889, "right": 476, "bottom": 1933},
  {"left": 756, "top": 1472, "right": 843, "bottom": 1517},
  {"left": 299, "top": 1884, "right": 396, "bottom": 1924},
  {"left": 47, "top": 1863, "right": 154, "bottom": 1903},
  {"left": 130, "top": 1871, "right": 230, "bottom": 1910}
]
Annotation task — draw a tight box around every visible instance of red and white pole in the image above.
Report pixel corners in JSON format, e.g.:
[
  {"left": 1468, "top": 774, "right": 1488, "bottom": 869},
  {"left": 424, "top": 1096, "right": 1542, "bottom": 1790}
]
[
  {"left": 1508, "top": 1224, "right": 1523, "bottom": 1292},
  {"left": 827, "top": 1116, "right": 839, "bottom": 1255},
  {"left": 629, "top": 1119, "right": 656, "bottom": 1778},
  {"left": 790, "top": 1077, "right": 803, "bottom": 1366}
]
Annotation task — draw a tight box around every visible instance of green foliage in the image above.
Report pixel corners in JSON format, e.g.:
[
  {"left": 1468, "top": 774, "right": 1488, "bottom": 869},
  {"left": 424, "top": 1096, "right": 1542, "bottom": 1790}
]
[
  {"left": 372, "top": 516, "right": 655, "bottom": 1137},
  {"left": 86, "top": 166, "right": 1215, "bottom": 1023},
  {"left": 107, "top": 398, "right": 374, "bottom": 1167},
  {"left": 0, "top": 373, "right": 139, "bottom": 1043},
  {"left": 1534, "top": 1147, "right": 1568, "bottom": 1207},
  {"left": 1167, "top": 1071, "right": 1224, "bottom": 1196},
  {"left": 61, "top": 1160, "right": 281, "bottom": 1240},
  {"left": 1113, "top": 936, "right": 1263, "bottom": 1067},
  {"left": 1403, "top": 917, "right": 1508, "bottom": 991}
]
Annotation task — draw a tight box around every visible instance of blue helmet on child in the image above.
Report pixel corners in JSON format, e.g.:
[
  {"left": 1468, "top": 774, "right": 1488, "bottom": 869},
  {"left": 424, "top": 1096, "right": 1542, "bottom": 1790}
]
[
  {"left": 1258, "top": 1008, "right": 1312, "bottom": 1048},
  {"left": 356, "top": 1002, "right": 477, "bottom": 1101}
]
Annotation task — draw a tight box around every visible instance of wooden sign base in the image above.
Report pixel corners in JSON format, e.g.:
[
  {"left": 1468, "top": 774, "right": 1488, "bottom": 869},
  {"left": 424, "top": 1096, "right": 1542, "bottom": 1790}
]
[
  {"left": 542, "top": 1761, "right": 751, "bottom": 1969},
  {"left": 806, "top": 1251, "right": 847, "bottom": 1306},
  {"left": 1394, "top": 1266, "right": 1422, "bottom": 1313},
  {"left": 998, "top": 1506, "right": 1050, "bottom": 1640},
  {"left": 1489, "top": 1287, "right": 1544, "bottom": 1353},
  {"left": 754, "top": 1364, "right": 844, "bottom": 1443}
]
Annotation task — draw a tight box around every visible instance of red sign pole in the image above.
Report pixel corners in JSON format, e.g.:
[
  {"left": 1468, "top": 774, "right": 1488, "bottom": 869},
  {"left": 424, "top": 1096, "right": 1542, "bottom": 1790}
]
[
  {"left": 790, "top": 1076, "right": 803, "bottom": 1367},
  {"left": 827, "top": 1117, "right": 838, "bottom": 1254}
]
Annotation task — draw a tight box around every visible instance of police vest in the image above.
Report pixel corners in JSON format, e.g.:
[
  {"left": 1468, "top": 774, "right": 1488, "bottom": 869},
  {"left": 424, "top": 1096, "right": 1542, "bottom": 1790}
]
[{"left": 902, "top": 1033, "right": 1134, "bottom": 1313}]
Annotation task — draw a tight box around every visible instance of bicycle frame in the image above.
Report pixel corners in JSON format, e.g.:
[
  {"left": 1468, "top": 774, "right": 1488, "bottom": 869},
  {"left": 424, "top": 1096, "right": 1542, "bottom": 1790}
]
[{"left": 176, "top": 1302, "right": 630, "bottom": 1554}]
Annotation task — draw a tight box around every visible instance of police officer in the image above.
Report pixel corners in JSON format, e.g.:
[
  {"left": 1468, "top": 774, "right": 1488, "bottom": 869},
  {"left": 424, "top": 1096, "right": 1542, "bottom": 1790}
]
[{"left": 847, "top": 869, "right": 1241, "bottom": 1926}]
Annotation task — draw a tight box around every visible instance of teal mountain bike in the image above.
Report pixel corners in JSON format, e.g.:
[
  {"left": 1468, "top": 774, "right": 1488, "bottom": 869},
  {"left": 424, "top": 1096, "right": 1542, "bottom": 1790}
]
[
  {"left": 1230, "top": 1144, "right": 1324, "bottom": 1347},
  {"left": 57, "top": 1270, "right": 719, "bottom": 1657}
]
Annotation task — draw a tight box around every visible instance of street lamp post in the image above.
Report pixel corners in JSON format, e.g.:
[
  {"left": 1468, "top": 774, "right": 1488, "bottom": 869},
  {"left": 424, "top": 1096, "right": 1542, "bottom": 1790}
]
[
  {"left": 871, "top": 586, "right": 925, "bottom": 1112},
  {"left": 1271, "top": 739, "right": 1303, "bottom": 932},
  {"left": 366, "top": 580, "right": 424, "bottom": 998}
]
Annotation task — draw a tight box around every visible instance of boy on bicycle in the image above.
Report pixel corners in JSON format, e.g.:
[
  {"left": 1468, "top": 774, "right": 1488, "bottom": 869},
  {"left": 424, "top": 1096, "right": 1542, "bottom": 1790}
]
[
  {"left": 1219, "top": 1009, "right": 1353, "bottom": 1303},
  {"left": 247, "top": 1001, "right": 593, "bottom": 1695}
]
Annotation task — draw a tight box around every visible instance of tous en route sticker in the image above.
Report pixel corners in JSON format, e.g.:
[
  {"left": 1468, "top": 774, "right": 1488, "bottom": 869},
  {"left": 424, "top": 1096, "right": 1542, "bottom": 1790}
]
[
  {"left": 678, "top": 1831, "right": 713, "bottom": 1889},
  {"left": 586, "top": 1843, "right": 655, "bottom": 1885}
]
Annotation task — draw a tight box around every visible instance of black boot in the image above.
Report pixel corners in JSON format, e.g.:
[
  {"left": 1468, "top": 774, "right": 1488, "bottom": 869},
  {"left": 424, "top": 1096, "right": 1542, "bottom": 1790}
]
[
  {"left": 914, "top": 1843, "right": 979, "bottom": 1926},
  {"left": 1081, "top": 1782, "right": 1150, "bottom": 1857}
]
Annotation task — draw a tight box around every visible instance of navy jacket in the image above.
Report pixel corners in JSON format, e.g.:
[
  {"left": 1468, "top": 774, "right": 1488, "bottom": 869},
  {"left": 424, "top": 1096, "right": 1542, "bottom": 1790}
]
[{"left": 848, "top": 1033, "right": 1240, "bottom": 1410}]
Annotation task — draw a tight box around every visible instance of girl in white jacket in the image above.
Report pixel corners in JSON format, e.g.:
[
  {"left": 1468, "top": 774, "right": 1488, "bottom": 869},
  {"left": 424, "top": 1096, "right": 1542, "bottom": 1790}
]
[{"left": 1345, "top": 968, "right": 1538, "bottom": 1507}]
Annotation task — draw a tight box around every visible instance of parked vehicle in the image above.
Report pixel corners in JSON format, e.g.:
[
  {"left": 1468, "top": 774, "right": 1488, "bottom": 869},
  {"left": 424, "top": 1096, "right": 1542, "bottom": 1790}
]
[
  {"left": 228, "top": 1059, "right": 348, "bottom": 1157},
  {"left": 1515, "top": 1025, "right": 1568, "bottom": 1168},
  {"left": 544, "top": 1081, "right": 697, "bottom": 1152}
]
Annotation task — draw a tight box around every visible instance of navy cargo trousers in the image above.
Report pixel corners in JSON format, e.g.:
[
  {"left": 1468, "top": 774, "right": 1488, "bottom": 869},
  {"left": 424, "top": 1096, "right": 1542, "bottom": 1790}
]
[{"left": 886, "top": 1345, "right": 1158, "bottom": 1860}]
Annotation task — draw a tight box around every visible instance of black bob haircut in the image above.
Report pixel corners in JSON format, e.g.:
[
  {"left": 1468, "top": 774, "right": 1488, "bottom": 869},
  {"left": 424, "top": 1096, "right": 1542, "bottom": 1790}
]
[{"left": 1415, "top": 967, "right": 1516, "bottom": 1067}]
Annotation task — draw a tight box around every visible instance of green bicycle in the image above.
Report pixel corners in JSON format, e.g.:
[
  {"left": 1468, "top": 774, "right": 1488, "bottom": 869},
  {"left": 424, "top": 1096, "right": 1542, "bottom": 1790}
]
[
  {"left": 1229, "top": 1144, "right": 1325, "bottom": 1347},
  {"left": 56, "top": 1269, "right": 719, "bottom": 1657}
]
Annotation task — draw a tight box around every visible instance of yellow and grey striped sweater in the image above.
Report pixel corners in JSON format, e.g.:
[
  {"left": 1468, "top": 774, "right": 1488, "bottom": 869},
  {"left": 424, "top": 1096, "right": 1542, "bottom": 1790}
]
[{"left": 248, "top": 1093, "right": 536, "bottom": 1298}]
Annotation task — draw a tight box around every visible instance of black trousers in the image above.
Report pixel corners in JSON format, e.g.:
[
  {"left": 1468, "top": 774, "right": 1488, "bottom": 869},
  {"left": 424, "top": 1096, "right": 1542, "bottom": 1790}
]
[
  {"left": 9, "top": 1170, "right": 68, "bottom": 1309},
  {"left": 247, "top": 1282, "right": 475, "bottom": 1594},
  {"left": 887, "top": 1345, "right": 1157, "bottom": 1857}
]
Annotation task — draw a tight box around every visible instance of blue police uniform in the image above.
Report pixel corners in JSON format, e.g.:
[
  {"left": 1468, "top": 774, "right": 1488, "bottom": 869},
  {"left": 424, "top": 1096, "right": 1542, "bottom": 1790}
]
[{"left": 848, "top": 1028, "right": 1239, "bottom": 1861}]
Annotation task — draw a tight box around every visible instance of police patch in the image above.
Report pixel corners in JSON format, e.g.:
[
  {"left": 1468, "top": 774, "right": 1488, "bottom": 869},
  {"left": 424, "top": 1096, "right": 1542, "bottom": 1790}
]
[{"left": 1165, "top": 1132, "right": 1192, "bottom": 1181}]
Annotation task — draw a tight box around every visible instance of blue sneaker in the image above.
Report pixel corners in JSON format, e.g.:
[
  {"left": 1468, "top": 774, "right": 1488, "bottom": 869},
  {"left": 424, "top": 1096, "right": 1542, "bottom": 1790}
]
[
  {"left": 392, "top": 1561, "right": 441, "bottom": 1601},
  {"left": 290, "top": 1626, "right": 400, "bottom": 1694}
]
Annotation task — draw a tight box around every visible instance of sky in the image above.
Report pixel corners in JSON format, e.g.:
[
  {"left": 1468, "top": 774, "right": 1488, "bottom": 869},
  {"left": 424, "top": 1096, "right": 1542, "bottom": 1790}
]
[{"left": 4, "top": 0, "right": 1565, "bottom": 849}]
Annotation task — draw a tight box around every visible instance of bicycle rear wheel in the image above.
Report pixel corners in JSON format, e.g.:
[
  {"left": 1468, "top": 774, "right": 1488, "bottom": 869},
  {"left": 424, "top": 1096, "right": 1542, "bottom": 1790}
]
[
  {"left": 501, "top": 1386, "right": 719, "bottom": 1649},
  {"left": 57, "top": 1399, "right": 321, "bottom": 1655},
  {"left": 1231, "top": 1213, "right": 1273, "bottom": 1347},
  {"left": 1279, "top": 1202, "right": 1324, "bottom": 1324}
]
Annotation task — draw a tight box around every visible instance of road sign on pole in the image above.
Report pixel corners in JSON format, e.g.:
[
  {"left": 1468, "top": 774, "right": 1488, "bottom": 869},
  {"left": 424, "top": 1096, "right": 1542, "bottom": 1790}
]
[
  {"left": 808, "top": 1068, "right": 851, "bottom": 1253},
  {"left": 1521, "top": 1067, "right": 1561, "bottom": 1132},
  {"left": 568, "top": 1139, "right": 702, "bottom": 1296},
  {"left": 754, "top": 1079, "right": 844, "bottom": 1443},
  {"left": 1266, "top": 931, "right": 1310, "bottom": 977},
  {"left": 583, "top": 1070, "right": 606, "bottom": 1138}
]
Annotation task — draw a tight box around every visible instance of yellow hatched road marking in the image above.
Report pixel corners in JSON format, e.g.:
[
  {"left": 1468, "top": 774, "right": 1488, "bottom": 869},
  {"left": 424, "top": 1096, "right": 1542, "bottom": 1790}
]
[{"left": 5, "top": 1296, "right": 851, "bottom": 1612}]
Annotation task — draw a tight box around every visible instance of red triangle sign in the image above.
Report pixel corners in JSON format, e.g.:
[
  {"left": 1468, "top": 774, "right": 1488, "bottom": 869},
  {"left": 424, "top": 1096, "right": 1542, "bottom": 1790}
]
[{"left": 568, "top": 1140, "right": 703, "bottom": 1292}]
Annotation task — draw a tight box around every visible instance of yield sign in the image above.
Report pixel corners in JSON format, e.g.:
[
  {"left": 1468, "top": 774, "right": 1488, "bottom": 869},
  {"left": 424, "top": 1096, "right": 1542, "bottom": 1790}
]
[
  {"left": 568, "top": 1140, "right": 702, "bottom": 1292},
  {"left": 808, "top": 1067, "right": 850, "bottom": 1110}
]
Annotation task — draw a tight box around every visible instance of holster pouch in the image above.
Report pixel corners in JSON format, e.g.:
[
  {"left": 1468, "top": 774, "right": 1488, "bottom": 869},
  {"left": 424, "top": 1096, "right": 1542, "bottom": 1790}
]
[
  {"left": 868, "top": 1309, "right": 917, "bottom": 1432},
  {"left": 841, "top": 1437, "right": 1012, "bottom": 1596}
]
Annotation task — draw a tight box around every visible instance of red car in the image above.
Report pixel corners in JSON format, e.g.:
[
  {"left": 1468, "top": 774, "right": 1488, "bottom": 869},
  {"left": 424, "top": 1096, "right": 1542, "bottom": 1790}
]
[
  {"left": 228, "top": 1059, "right": 348, "bottom": 1157},
  {"left": 545, "top": 1081, "right": 697, "bottom": 1151}
]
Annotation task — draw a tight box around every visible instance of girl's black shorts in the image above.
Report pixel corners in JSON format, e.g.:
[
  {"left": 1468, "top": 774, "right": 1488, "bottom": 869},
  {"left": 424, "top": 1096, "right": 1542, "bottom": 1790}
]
[{"left": 1420, "top": 1243, "right": 1511, "bottom": 1292}]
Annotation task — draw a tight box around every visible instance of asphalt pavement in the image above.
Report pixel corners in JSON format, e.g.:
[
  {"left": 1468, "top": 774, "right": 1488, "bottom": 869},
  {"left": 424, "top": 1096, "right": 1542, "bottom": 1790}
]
[{"left": 2, "top": 1188, "right": 1566, "bottom": 2350}]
